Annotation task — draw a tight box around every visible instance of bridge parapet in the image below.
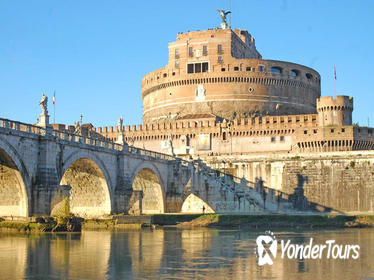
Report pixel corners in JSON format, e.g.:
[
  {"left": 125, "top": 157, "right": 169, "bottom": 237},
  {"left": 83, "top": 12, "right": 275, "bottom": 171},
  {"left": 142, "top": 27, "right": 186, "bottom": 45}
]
[
  {"left": 0, "top": 117, "right": 182, "bottom": 162},
  {"left": 0, "top": 118, "right": 47, "bottom": 136}
]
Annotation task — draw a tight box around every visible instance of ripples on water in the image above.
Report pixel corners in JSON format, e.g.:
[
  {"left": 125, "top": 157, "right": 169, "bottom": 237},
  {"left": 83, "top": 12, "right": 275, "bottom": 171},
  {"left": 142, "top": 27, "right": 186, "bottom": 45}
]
[{"left": 0, "top": 228, "right": 373, "bottom": 279}]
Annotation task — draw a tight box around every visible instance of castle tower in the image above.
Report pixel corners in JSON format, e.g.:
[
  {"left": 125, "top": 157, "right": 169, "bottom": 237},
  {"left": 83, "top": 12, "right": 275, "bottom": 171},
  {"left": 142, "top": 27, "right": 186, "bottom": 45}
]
[
  {"left": 141, "top": 28, "right": 321, "bottom": 124},
  {"left": 316, "top": 95, "right": 353, "bottom": 127}
]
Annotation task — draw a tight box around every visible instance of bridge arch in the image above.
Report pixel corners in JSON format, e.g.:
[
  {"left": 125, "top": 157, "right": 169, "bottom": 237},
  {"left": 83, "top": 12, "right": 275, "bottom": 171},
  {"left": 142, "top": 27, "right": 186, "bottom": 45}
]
[
  {"left": 60, "top": 151, "right": 113, "bottom": 217},
  {"left": 0, "top": 138, "right": 29, "bottom": 217},
  {"left": 131, "top": 163, "right": 165, "bottom": 214},
  {"left": 181, "top": 193, "right": 215, "bottom": 214}
]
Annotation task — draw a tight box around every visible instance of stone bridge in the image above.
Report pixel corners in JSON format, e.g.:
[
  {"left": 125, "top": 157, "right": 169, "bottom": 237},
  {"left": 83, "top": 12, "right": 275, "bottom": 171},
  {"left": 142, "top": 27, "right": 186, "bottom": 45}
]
[{"left": 0, "top": 118, "right": 276, "bottom": 218}]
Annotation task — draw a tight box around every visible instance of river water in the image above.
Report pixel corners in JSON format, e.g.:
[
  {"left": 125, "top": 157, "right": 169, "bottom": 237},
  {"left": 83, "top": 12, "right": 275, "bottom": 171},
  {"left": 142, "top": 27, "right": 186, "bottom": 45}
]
[{"left": 0, "top": 228, "right": 373, "bottom": 279}]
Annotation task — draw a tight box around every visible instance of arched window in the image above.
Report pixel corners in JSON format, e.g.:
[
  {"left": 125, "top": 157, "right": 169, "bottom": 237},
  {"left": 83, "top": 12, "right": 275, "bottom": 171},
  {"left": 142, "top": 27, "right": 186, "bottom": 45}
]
[
  {"left": 271, "top": 67, "right": 282, "bottom": 74},
  {"left": 306, "top": 73, "right": 313, "bottom": 80},
  {"left": 291, "top": 69, "right": 299, "bottom": 77}
]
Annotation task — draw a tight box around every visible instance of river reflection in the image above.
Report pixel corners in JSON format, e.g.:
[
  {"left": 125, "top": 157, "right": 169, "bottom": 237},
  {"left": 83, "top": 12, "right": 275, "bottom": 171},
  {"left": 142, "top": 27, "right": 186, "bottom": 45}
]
[{"left": 0, "top": 228, "right": 373, "bottom": 279}]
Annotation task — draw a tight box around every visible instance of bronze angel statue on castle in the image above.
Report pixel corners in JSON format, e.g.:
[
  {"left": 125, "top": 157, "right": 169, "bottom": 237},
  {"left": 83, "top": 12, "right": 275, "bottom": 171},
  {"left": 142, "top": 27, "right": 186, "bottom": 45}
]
[{"left": 217, "top": 9, "right": 231, "bottom": 29}]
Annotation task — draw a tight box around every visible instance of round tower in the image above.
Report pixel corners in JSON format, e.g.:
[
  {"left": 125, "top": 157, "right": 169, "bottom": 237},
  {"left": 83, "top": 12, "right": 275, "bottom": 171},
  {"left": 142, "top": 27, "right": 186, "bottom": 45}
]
[
  {"left": 316, "top": 95, "right": 353, "bottom": 127},
  {"left": 141, "top": 28, "right": 321, "bottom": 124}
]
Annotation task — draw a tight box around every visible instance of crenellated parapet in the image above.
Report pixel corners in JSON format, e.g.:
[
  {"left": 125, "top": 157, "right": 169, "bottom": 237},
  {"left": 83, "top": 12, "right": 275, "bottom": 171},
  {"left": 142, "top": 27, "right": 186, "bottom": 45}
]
[{"left": 317, "top": 95, "right": 353, "bottom": 126}]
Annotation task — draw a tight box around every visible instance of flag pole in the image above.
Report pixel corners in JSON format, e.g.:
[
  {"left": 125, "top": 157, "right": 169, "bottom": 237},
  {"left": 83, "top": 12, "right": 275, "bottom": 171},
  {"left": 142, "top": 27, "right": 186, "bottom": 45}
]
[{"left": 333, "top": 65, "right": 336, "bottom": 98}]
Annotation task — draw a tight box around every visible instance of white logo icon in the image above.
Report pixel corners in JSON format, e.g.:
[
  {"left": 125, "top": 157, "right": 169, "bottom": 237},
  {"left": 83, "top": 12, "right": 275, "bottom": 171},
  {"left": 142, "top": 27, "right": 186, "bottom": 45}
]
[{"left": 256, "top": 232, "right": 277, "bottom": 266}]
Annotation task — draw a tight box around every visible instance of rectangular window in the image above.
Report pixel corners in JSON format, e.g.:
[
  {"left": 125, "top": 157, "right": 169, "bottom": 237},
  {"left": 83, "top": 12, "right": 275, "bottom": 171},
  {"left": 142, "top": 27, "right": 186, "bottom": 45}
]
[
  {"left": 188, "top": 47, "right": 193, "bottom": 57},
  {"left": 187, "top": 62, "right": 209, "bottom": 74},
  {"left": 218, "top": 56, "right": 223, "bottom": 63},
  {"left": 259, "top": 65, "right": 264, "bottom": 72},
  {"left": 280, "top": 136, "right": 285, "bottom": 142},
  {"left": 218, "top": 44, "right": 223, "bottom": 54},
  {"left": 195, "top": 63, "right": 201, "bottom": 73},
  {"left": 175, "top": 61, "right": 179, "bottom": 68},
  {"left": 271, "top": 137, "right": 276, "bottom": 143},
  {"left": 202, "top": 62, "right": 209, "bottom": 72},
  {"left": 187, "top": 64, "right": 194, "bottom": 74},
  {"left": 203, "top": 45, "right": 208, "bottom": 55},
  {"left": 234, "top": 66, "right": 239, "bottom": 71},
  {"left": 246, "top": 66, "right": 251, "bottom": 71},
  {"left": 175, "top": 49, "right": 179, "bottom": 59}
]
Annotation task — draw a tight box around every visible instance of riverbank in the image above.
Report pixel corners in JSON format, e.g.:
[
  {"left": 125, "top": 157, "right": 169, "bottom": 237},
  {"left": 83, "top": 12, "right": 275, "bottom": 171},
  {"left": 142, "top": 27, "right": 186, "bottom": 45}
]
[
  {"left": 0, "top": 216, "right": 81, "bottom": 233},
  {"left": 1, "top": 214, "right": 374, "bottom": 232},
  {"left": 173, "top": 214, "right": 374, "bottom": 229},
  {"left": 83, "top": 214, "right": 374, "bottom": 230}
]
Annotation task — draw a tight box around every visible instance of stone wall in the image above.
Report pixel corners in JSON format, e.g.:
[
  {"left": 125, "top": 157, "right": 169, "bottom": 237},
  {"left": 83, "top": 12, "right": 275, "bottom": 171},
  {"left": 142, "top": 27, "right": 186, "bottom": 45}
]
[{"left": 203, "top": 151, "right": 374, "bottom": 213}]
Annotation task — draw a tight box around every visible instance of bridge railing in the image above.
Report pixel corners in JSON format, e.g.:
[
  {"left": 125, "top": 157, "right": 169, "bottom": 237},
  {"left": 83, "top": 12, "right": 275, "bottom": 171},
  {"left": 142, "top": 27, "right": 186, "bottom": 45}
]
[
  {"left": 50, "top": 130, "right": 124, "bottom": 151},
  {"left": 0, "top": 118, "right": 47, "bottom": 136},
  {"left": 0, "top": 117, "right": 189, "bottom": 162},
  {"left": 127, "top": 146, "right": 180, "bottom": 161}
]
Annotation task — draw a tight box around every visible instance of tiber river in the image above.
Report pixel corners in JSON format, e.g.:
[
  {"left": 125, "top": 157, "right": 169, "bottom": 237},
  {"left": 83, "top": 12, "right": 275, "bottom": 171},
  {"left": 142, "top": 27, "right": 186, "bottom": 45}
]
[{"left": 0, "top": 228, "right": 373, "bottom": 279}]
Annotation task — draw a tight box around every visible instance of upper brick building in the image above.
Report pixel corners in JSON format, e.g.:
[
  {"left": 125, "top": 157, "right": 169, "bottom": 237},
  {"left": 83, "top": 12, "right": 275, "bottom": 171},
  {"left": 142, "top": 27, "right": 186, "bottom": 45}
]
[
  {"left": 48, "top": 25, "right": 372, "bottom": 158},
  {"left": 141, "top": 28, "right": 320, "bottom": 124}
]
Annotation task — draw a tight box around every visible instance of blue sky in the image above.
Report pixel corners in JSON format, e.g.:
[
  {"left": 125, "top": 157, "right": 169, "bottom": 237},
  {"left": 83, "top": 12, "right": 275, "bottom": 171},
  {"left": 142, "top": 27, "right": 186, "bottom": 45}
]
[{"left": 0, "top": 1, "right": 373, "bottom": 127}]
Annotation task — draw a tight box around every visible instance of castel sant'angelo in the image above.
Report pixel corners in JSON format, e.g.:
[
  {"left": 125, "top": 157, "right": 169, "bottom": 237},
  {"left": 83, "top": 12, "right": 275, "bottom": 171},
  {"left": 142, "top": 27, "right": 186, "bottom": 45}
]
[
  {"left": 54, "top": 11, "right": 374, "bottom": 212},
  {"left": 93, "top": 13, "right": 373, "bottom": 158}
]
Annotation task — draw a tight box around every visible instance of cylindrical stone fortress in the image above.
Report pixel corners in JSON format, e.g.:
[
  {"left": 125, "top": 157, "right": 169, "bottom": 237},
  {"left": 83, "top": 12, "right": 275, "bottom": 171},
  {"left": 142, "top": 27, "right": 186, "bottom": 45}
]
[{"left": 141, "top": 28, "right": 321, "bottom": 124}]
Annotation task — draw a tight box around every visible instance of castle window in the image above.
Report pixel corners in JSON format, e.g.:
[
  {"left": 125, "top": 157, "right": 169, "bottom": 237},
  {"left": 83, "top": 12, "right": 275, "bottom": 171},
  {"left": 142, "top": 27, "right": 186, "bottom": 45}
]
[
  {"left": 246, "top": 66, "right": 251, "bottom": 72},
  {"left": 369, "top": 129, "right": 372, "bottom": 134},
  {"left": 271, "top": 67, "right": 282, "bottom": 74},
  {"left": 280, "top": 136, "right": 285, "bottom": 142},
  {"left": 218, "top": 44, "right": 223, "bottom": 54},
  {"left": 313, "top": 129, "right": 317, "bottom": 134},
  {"left": 304, "top": 130, "right": 308, "bottom": 134},
  {"left": 187, "top": 64, "right": 194, "bottom": 74},
  {"left": 187, "top": 62, "right": 209, "bottom": 74},
  {"left": 259, "top": 65, "right": 264, "bottom": 72},
  {"left": 203, "top": 45, "right": 208, "bottom": 55},
  {"left": 331, "top": 129, "right": 335, "bottom": 133},
  {"left": 189, "top": 47, "right": 193, "bottom": 57},
  {"left": 271, "top": 137, "right": 276, "bottom": 142},
  {"left": 175, "top": 49, "right": 179, "bottom": 59},
  {"left": 218, "top": 56, "right": 223, "bottom": 63},
  {"left": 163, "top": 73, "right": 167, "bottom": 78},
  {"left": 202, "top": 62, "right": 209, "bottom": 72},
  {"left": 234, "top": 66, "right": 239, "bottom": 71},
  {"left": 221, "top": 67, "right": 226, "bottom": 72},
  {"left": 175, "top": 61, "right": 179, "bottom": 68},
  {"left": 291, "top": 69, "right": 299, "bottom": 77},
  {"left": 342, "top": 128, "right": 345, "bottom": 133},
  {"left": 306, "top": 73, "right": 313, "bottom": 80},
  {"left": 195, "top": 63, "right": 201, "bottom": 73},
  {"left": 172, "top": 72, "right": 175, "bottom": 76},
  {"left": 222, "top": 132, "right": 227, "bottom": 140}
]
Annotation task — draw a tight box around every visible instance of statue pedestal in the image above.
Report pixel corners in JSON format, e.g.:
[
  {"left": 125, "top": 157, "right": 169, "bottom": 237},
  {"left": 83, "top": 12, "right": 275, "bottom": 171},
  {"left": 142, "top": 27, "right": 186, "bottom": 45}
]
[
  {"left": 221, "top": 23, "right": 228, "bottom": 29},
  {"left": 38, "top": 113, "right": 50, "bottom": 128},
  {"left": 116, "top": 134, "right": 126, "bottom": 145}
]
